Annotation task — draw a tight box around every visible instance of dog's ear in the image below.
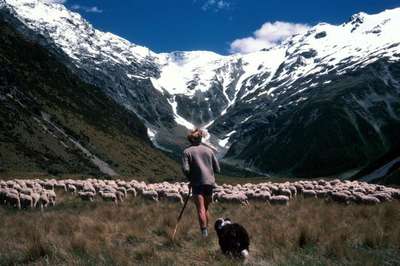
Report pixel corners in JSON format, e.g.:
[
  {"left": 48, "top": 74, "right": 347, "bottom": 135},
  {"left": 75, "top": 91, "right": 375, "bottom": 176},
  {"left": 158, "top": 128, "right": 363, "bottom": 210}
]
[
  {"left": 224, "top": 218, "right": 232, "bottom": 224},
  {"left": 215, "top": 218, "right": 224, "bottom": 231}
]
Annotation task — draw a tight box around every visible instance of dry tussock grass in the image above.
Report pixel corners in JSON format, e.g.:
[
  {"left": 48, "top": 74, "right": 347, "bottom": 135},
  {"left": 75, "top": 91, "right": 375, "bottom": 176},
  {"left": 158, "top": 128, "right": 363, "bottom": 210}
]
[{"left": 0, "top": 191, "right": 399, "bottom": 266}]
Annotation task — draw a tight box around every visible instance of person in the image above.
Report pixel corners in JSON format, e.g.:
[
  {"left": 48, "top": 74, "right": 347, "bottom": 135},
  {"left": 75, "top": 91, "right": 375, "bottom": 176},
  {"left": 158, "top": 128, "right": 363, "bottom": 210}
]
[{"left": 181, "top": 128, "right": 220, "bottom": 237}]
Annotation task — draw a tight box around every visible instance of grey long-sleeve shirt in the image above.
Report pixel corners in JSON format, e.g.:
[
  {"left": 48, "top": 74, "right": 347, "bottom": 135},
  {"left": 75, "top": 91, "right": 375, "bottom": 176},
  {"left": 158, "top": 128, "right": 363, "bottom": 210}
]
[{"left": 181, "top": 144, "right": 220, "bottom": 186}]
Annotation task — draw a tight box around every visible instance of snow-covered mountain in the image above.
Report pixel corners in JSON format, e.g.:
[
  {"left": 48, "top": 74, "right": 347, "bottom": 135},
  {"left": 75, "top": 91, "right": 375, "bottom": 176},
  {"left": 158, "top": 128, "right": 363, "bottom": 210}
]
[{"left": 1, "top": 0, "right": 400, "bottom": 177}]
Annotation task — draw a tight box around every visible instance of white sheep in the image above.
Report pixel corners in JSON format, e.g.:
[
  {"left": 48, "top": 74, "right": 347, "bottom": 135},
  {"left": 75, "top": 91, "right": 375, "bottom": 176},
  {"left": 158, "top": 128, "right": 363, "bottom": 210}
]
[
  {"left": 302, "top": 190, "right": 317, "bottom": 199},
  {"left": 5, "top": 191, "right": 21, "bottom": 209},
  {"left": 359, "top": 195, "right": 380, "bottom": 205},
  {"left": 99, "top": 191, "right": 118, "bottom": 205},
  {"left": 39, "top": 192, "right": 50, "bottom": 209},
  {"left": 46, "top": 190, "right": 57, "bottom": 206},
  {"left": 141, "top": 190, "right": 158, "bottom": 201},
  {"left": 30, "top": 192, "right": 41, "bottom": 208},
  {"left": 127, "top": 187, "right": 137, "bottom": 197},
  {"left": 116, "top": 190, "right": 125, "bottom": 202},
  {"left": 371, "top": 193, "right": 392, "bottom": 202},
  {"left": 82, "top": 182, "right": 96, "bottom": 194},
  {"left": 330, "top": 192, "right": 350, "bottom": 204},
  {"left": 269, "top": 195, "right": 289, "bottom": 206},
  {"left": 117, "top": 187, "right": 127, "bottom": 198},
  {"left": 78, "top": 191, "right": 95, "bottom": 202},
  {"left": 278, "top": 188, "right": 292, "bottom": 199},
  {"left": 246, "top": 190, "right": 271, "bottom": 202},
  {"left": 163, "top": 192, "right": 184, "bottom": 204},
  {"left": 218, "top": 193, "right": 249, "bottom": 205}
]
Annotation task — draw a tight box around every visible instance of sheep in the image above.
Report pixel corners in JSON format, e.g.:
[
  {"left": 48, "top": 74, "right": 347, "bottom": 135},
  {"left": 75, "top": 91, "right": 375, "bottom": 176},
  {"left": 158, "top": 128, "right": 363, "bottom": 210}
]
[
  {"left": 370, "top": 193, "right": 391, "bottom": 202},
  {"left": 318, "top": 180, "right": 327, "bottom": 186},
  {"left": 218, "top": 193, "right": 249, "bottom": 205},
  {"left": 330, "top": 179, "right": 341, "bottom": 186},
  {"left": 247, "top": 191, "right": 271, "bottom": 202},
  {"left": 6, "top": 180, "right": 15, "bottom": 188},
  {"left": 99, "top": 191, "right": 118, "bottom": 205},
  {"left": 24, "top": 181, "right": 35, "bottom": 188},
  {"left": 39, "top": 192, "right": 50, "bottom": 209},
  {"left": 278, "top": 188, "right": 292, "bottom": 199},
  {"left": 127, "top": 187, "right": 137, "bottom": 197},
  {"left": 315, "top": 190, "right": 328, "bottom": 199},
  {"left": 212, "top": 191, "right": 225, "bottom": 202},
  {"left": 5, "top": 192, "right": 21, "bottom": 209},
  {"left": 294, "top": 184, "right": 304, "bottom": 193},
  {"left": 288, "top": 186, "right": 297, "bottom": 197},
  {"left": 30, "top": 192, "right": 41, "bottom": 208},
  {"left": 390, "top": 190, "right": 400, "bottom": 200},
  {"left": 116, "top": 190, "right": 125, "bottom": 202},
  {"left": 162, "top": 192, "right": 184, "bottom": 204},
  {"left": 269, "top": 185, "right": 280, "bottom": 195},
  {"left": 141, "top": 190, "right": 158, "bottom": 201},
  {"left": 1, "top": 178, "right": 398, "bottom": 209},
  {"left": 20, "top": 194, "right": 34, "bottom": 209},
  {"left": 67, "top": 184, "right": 77, "bottom": 194},
  {"left": 20, "top": 188, "right": 33, "bottom": 195},
  {"left": 7, "top": 188, "right": 19, "bottom": 196},
  {"left": 43, "top": 182, "right": 54, "bottom": 190},
  {"left": 117, "top": 187, "right": 127, "bottom": 198},
  {"left": 359, "top": 195, "right": 380, "bottom": 205},
  {"left": 269, "top": 195, "right": 289, "bottom": 206},
  {"left": 12, "top": 183, "right": 23, "bottom": 192},
  {"left": 82, "top": 182, "right": 96, "bottom": 194},
  {"left": 303, "top": 184, "right": 315, "bottom": 191},
  {"left": 99, "top": 185, "right": 117, "bottom": 194},
  {"left": 46, "top": 190, "right": 57, "bottom": 206},
  {"left": 302, "top": 190, "right": 317, "bottom": 199},
  {"left": 330, "top": 192, "right": 350, "bottom": 204},
  {"left": 354, "top": 188, "right": 366, "bottom": 194},
  {"left": 78, "top": 191, "right": 95, "bottom": 202}
]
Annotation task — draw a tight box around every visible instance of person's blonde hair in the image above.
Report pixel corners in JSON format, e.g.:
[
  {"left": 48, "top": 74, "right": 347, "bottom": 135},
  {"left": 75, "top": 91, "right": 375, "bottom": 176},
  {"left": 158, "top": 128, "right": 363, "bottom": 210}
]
[{"left": 187, "top": 128, "right": 205, "bottom": 144}]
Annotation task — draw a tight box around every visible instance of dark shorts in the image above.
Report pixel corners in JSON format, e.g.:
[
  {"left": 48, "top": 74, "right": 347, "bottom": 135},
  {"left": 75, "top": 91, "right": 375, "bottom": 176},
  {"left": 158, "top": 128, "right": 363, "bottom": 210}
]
[{"left": 191, "top": 184, "right": 214, "bottom": 197}]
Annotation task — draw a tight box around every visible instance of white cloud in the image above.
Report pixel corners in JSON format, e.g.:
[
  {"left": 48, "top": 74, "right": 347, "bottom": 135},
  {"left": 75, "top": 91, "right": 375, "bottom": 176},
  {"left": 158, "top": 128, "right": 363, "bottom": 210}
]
[
  {"left": 44, "top": 0, "right": 67, "bottom": 4},
  {"left": 201, "top": 0, "right": 230, "bottom": 11},
  {"left": 230, "top": 21, "right": 310, "bottom": 54},
  {"left": 71, "top": 4, "right": 103, "bottom": 13}
]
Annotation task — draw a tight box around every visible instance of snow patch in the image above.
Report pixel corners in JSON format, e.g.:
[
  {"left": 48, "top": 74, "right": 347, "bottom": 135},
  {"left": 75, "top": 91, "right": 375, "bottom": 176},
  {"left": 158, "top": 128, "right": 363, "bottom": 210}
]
[
  {"left": 167, "top": 97, "right": 195, "bottom": 129},
  {"left": 218, "top": 137, "right": 230, "bottom": 148}
]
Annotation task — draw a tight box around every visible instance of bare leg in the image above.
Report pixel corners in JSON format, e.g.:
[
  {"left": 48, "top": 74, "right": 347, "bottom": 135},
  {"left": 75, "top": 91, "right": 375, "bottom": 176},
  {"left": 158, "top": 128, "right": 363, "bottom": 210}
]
[
  {"left": 204, "top": 195, "right": 212, "bottom": 228},
  {"left": 194, "top": 194, "right": 207, "bottom": 229}
]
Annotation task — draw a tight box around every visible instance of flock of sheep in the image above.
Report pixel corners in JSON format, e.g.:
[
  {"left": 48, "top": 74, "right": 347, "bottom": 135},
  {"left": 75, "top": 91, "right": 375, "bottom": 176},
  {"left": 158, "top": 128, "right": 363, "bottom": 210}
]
[
  {"left": 212, "top": 179, "right": 400, "bottom": 205},
  {"left": 0, "top": 178, "right": 399, "bottom": 210}
]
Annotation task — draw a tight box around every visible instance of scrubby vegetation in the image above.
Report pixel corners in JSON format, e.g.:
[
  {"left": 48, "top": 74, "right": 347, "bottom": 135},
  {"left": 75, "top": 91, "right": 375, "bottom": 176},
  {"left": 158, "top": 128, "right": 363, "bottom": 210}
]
[{"left": 0, "top": 190, "right": 399, "bottom": 265}]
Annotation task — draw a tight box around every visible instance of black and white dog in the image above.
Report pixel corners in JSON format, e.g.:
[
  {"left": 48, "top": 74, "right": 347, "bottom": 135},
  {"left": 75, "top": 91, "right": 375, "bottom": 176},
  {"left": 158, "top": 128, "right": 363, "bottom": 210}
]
[{"left": 214, "top": 218, "right": 250, "bottom": 259}]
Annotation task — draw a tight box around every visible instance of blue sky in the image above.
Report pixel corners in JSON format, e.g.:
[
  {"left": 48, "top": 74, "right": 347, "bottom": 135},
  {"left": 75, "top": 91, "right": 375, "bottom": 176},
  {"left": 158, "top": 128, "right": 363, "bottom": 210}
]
[{"left": 58, "top": 0, "right": 400, "bottom": 54}]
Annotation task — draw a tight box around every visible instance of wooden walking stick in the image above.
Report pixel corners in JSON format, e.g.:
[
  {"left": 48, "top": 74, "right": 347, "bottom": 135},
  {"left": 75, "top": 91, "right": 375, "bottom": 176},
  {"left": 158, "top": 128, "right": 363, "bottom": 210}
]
[{"left": 172, "top": 185, "right": 192, "bottom": 241}]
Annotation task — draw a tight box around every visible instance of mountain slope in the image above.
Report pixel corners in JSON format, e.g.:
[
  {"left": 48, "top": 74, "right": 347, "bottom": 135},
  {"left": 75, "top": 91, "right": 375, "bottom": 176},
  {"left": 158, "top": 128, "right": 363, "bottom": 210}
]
[
  {"left": 1, "top": 0, "right": 400, "bottom": 178},
  {"left": 350, "top": 141, "right": 400, "bottom": 184},
  {"left": 0, "top": 19, "right": 181, "bottom": 179},
  {"left": 218, "top": 60, "right": 400, "bottom": 177}
]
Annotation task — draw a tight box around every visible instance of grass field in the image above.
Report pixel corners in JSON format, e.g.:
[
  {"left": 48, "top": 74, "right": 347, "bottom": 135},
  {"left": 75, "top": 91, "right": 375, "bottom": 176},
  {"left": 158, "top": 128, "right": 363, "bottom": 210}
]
[{"left": 0, "top": 189, "right": 399, "bottom": 266}]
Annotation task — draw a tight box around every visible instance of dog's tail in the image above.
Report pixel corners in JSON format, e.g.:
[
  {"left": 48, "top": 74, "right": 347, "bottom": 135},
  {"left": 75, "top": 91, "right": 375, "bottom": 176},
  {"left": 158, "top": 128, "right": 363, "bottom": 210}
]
[{"left": 241, "top": 249, "right": 249, "bottom": 258}]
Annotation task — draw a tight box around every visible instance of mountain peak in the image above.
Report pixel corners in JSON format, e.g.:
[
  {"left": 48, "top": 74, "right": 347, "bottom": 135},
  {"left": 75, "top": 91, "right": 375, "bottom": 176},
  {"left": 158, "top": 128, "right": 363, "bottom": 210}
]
[{"left": 349, "top": 12, "right": 367, "bottom": 24}]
